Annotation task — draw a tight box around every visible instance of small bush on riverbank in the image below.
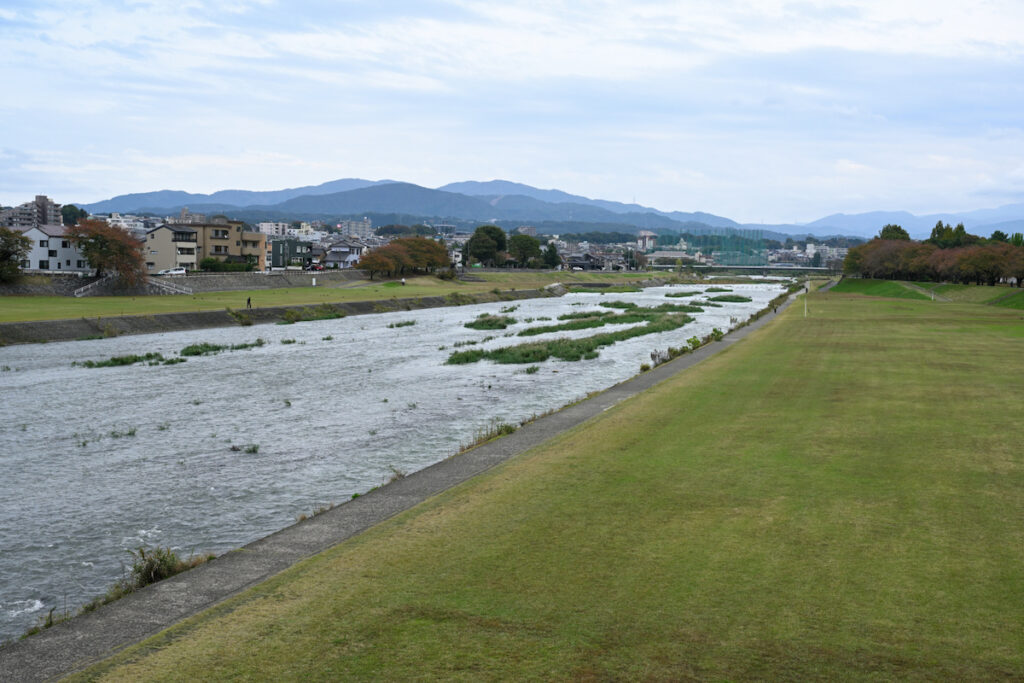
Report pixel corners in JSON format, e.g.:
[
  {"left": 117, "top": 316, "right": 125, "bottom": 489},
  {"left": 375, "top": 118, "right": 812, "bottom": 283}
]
[
  {"left": 388, "top": 320, "right": 416, "bottom": 328},
  {"left": 665, "top": 291, "right": 701, "bottom": 297},
  {"left": 25, "top": 546, "right": 214, "bottom": 638},
  {"left": 708, "top": 294, "right": 752, "bottom": 303}
]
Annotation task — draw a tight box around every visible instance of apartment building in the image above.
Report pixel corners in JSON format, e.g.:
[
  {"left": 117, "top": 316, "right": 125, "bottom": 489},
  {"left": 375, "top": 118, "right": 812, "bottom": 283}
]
[
  {"left": 144, "top": 226, "right": 199, "bottom": 273},
  {"left": 1, "top": 195, "right": 63, "bottom": 230},
  {"left": 191, "top": 220, "right": 267, "bottom": 269}
]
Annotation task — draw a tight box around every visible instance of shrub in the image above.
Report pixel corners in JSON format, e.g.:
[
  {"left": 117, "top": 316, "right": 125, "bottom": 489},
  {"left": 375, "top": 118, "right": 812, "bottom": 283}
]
[
  {"left": 388, "top": 320, "right": 416, "bottom": 328},
  {"left": 708, "top": 294, "right": 752, "bottom": 303},
  {"left": 687, "top": 336, "right": 701, "bottom": 350},
  {"left": 74, "top": 352, "right": 164, "bottom": 368},
  {"left": 465, "top": 314, "right": 516, "bottom": 330},
  {"left": 640, "top": 363, "right": 652, "bottom": 372}
]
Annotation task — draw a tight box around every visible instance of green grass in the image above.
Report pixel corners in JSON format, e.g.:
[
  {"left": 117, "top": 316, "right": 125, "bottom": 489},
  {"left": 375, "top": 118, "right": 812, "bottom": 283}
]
[
  {"left": 932, "top": 283, "right": 1012, "bottom": 304},
  {"left": 0, "top": 272, "right": 654, "bottom": 323},
  {"left": 991, "top": 289, "right": 1024, "bottom": 309},
  {"left": 464, "top": 314, "right": 516, "bottom": 330},
  {"left": 830, "top": 278, "right": 931, "bottom": 300},
  {"left": 73, "top": 293, "right": 1024, "bottom": 680}
]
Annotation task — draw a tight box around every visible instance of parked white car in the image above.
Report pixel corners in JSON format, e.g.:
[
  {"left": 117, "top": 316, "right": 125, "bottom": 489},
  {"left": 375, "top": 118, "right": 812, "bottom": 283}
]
[{"left": 156, "top": 267, "right": 187, "bottom": 276}]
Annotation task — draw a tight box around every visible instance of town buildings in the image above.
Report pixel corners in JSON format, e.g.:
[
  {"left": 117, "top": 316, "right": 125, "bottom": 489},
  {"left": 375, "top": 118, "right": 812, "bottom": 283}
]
[
  {"left": 143, "top": 226, "right": 199, "bottom": 273},
  {"left": 18, "top": 224, "right": 92, "bottom": 272},
  {"left": 1, "top": 195, "right": 63, "bottom": 230}
]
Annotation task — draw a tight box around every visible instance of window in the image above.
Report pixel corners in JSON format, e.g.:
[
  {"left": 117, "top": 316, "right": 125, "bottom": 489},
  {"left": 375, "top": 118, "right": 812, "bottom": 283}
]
[
  {"left": 212, "top": 229, "right": 229, "bottom": 239},
  {"left": 65, "top": 259, "right": 70, "bottom": 266},
  {"left": 38, "top": 260, "right": 49, "bottom": 269},
  {"left": 48, "top": 249, "right": 57, "bottom": 257},
  {"left": 62, "top": 240, "right": 70, "bottom": 248},
  {"left": 20, "top": 259, "right": 29, "bottom": 268},
  {"left": 77, "top": 260, "right": 86, "bottom": 268},
  {"left": 39, "top": 239, "right": 48, "bottom": 247}
]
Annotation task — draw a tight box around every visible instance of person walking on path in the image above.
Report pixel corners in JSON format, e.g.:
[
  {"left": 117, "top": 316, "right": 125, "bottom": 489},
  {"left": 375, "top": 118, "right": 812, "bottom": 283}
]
[
  {"left": 401, "top": 278, "right": 406, "bottom": 286},
  {"left": 246, "top": 297, "right": 252, "bottom": 309}
]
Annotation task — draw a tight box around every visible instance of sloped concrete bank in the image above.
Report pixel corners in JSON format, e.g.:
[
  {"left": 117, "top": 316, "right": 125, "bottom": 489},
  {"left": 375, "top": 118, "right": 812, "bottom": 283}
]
[
  {"left": 0, "top": 288, "right": 552, "bottom": 346},
  {"left": 0, "top": 286, "right": 795, "bottom": 682},
  {"left": 0, "top": 278, "right": 669, "bottom": 346}
]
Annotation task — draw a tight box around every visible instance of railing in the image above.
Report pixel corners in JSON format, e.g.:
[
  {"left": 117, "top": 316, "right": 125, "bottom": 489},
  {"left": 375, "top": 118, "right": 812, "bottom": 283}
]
[
  {"left": 147, "top": 277, "right": 193, "bottom": 295},
  {"left": 73, "top": 274, "right": 116, "bottom": 297}
]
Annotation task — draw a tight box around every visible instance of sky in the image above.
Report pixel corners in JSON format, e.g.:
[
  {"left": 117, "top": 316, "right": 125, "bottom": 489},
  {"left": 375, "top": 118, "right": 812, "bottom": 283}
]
[{"left": 2, "top": 0, "right": 1024, "bottom": 224}]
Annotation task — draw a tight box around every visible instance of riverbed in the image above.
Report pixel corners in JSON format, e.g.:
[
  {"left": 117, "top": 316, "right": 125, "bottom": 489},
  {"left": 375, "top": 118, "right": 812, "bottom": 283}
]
[{"left": 0, "top": 282, "right": 785, "bottom": 641}]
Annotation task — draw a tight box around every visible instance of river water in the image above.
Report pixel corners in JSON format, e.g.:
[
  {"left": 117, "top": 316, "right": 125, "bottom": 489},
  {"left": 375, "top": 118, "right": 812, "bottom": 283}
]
[{"left": 0, "top": 282, "right": 784, "bottom": 641}]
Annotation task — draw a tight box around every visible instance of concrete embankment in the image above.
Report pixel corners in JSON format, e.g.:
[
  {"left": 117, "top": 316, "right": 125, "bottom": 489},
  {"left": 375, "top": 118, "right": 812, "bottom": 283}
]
[
  {"left": 0, "top": 277, "right": 671, "bottom": 346},
  {"left": 0, "top": 287, "right": 563, "bottom": 345}
]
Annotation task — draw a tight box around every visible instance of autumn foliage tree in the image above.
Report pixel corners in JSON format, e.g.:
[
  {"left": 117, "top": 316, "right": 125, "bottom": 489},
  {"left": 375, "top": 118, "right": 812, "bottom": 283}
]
[
  {"left": 357, "top": 237, "right": 449, "bottom": 280},
  {"left": 66, "top": 218, "right": 146, "bottom": 285},
  {"left": 845, "top": 227, "right": 1024, "bottom": 286}
]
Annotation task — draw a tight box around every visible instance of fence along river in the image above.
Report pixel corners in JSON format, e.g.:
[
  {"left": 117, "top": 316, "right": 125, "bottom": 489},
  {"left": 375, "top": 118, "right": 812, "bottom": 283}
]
[{"left": 0, "top": 282, "right": 785, "bottom": 641}]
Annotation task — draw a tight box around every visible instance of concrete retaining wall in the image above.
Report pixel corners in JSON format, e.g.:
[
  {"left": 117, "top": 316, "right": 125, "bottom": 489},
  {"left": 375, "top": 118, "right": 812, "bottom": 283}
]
[{"left": 0, "top": 288, "right": 557, "bottom": 346}]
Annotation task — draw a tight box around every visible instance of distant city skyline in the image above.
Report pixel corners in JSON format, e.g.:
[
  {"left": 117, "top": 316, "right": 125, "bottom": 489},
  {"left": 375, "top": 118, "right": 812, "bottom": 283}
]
[{"left": 3, "top": 1, "right": 1023, "bottom": 223}]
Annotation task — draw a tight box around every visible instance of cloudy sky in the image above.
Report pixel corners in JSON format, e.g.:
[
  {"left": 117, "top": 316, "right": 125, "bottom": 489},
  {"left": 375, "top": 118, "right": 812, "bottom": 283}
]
[{"left": 2, "top": 0, "right": 1023, "bottom": 223}]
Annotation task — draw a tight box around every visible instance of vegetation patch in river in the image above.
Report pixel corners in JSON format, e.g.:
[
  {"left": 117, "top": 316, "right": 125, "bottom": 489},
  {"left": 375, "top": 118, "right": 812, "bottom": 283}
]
[
  {"left": 464, "top": 314, "right": 516, "bottom": 330},
  {"left": 708, "top": 294, "right": 753, "bottom": 303},
  {"left": 447, "top": 312, "right": 694, "bottom": 364},
  {"left": 665, "top": 291, "right": 701, "bottom": 297}
]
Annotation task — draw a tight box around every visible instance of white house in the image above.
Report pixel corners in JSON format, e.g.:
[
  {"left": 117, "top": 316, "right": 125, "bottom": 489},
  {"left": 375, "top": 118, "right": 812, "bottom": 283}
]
[{"left": 18, "top": 224, "right": 91, "bottom": 273}]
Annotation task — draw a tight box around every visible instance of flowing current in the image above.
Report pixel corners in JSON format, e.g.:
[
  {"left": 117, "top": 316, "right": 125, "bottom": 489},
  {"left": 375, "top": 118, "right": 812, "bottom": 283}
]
[{"left": 0, "top": 283, "right": 784, "bottom": 641}]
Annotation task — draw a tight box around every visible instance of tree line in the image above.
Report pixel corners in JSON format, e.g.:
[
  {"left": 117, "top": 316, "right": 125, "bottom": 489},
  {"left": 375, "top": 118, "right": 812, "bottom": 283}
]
[{"left": 844, "top": 223, "right": 1024, "bottom": 286}]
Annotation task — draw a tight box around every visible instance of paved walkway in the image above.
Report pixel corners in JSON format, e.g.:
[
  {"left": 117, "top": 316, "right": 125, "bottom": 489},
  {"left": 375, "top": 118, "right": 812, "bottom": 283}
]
[{"left": 0, "top": 289, "right": 801, "bottom": 682}]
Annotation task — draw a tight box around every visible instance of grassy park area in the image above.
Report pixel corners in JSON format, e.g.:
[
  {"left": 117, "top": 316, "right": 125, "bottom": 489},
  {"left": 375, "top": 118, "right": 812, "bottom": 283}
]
[
  {"left": 0, "top": 271, "right": 650, "bottom": 323},
  {"left": 75, "top": 289, "right": 1024, "bottom": 679}
]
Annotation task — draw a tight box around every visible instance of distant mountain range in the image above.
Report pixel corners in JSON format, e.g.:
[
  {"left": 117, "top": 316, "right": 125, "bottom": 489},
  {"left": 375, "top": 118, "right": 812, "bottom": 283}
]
[{"left": 77, "top": 179, "right": 1024, "bottom": 240}]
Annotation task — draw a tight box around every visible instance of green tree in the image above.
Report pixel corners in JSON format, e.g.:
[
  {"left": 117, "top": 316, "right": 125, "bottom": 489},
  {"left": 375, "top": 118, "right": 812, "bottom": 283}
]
[
  {"left": 507, "top": 234, "right": 541, "bottom": 265},
  {"left": 61, "top": 204, "right": 89, "bottom": 227},
  {"left": 463, "top": 225, "right": 507, "bottom": 266},
  {"left": 878, "top": 224, "right": 910, "bottom": 240},
  {"left": 0, "top": 226, "right": 33, "bottom": 283},
  {"left": 67, "top": 218, "right": 146, "bottom": 285},
  {"left": 542, "top": 242, "right": 560, "bottom": 269},
  {"left": 990, "top": 230, "right": 1009, "bottom": 243}
]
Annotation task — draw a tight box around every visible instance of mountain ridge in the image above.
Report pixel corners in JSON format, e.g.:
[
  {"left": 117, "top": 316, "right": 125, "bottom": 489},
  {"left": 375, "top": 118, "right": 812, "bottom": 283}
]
[{"left": 76, "top": 178, "right": 1024, "bottom": 239}]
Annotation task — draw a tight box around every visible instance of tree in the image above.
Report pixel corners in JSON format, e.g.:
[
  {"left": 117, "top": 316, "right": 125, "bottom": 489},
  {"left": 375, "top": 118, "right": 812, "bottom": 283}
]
[
  {"left": 463, "top": 225, "right": 508, "bottom": 266},
  {"left": 507, "top": 234, "right": 541, "bottom": 266},
  {"left": 61, "top": 204, "right": 89, "bottom": 226},
  {"left": 542, "top": 242, "right": 561, "bottom": 269},
  {"left": 0, "top": 227, "right": 32, "bottom": 283},
  {"left": 878, "top": 224, "right": 910, "bottom": 240},
  {"left": 66, "top": 219, "right": 146, "bottom": 285},
  {"left": 990, "top": 230, "right": 1009, "bottom": 243}
]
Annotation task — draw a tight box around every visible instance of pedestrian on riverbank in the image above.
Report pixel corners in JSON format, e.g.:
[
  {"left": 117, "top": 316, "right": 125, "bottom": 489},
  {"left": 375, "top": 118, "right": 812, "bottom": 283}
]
[
  {"left": 247, "top": 297, "right": 252, "bottom": 309},
  {"left": 401, "top": 278, "right": 406, "bottom": 286}
]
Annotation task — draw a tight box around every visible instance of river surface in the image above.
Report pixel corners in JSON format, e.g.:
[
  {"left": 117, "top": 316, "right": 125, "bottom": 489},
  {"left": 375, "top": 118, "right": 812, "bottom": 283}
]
[{"left": 0, "top": 282, "right": 784, "bottom": 641}]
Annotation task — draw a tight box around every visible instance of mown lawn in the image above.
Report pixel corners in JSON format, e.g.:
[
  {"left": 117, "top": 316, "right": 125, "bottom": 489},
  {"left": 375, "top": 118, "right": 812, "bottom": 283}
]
[
  {"left": 992, "top": 289, "right": 1024, "bottom": 309},
  {"left": 75, "top": 292, "right": 1024, "bottom": 680},
  {"left": 0, "top": 271, "right": 650, "bottom": 323},
  {"left": 932, "top": 283, "right": 1013, "bottom": 304},
  {"left": 830, "top": 278, "right": 930, "bottom": 299}
]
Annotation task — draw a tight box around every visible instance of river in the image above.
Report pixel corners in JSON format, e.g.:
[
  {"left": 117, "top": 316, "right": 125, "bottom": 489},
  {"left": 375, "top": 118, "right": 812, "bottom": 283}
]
[{"left": 0, "top": 282, "right": 785, "bottom": 641}]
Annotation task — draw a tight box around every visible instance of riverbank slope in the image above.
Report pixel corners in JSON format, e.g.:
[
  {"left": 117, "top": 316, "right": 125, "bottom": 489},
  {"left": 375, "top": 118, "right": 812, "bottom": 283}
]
[{"left": 39, "top": 288, "right": 1024, "bottom": 678}]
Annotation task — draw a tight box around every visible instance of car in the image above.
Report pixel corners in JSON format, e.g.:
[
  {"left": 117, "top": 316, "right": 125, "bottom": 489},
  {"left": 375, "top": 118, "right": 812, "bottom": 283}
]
[
  {"left": 156, "top": 267, "right": 187, "bottom": 276},
  {"left": 304, "top": 263, "right": 324, "bottom": 271}
]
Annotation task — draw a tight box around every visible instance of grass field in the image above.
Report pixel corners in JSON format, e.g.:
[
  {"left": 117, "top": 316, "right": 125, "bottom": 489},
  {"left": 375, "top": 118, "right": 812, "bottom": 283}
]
[
  {"left": 931, "top": 283, "right": 1013, "bottom": 304},
  {"left": 0, "top": 271, "right": 650, "bottom": 323},
  {"left": 75, "top": 291, "right": 1024, "bottom": 680},
  {"left": 992, "top": 289, "right": 1024, "bottom": 309},
  {"left": 829, "top": 278, "right": 930, "bottom": 300}
]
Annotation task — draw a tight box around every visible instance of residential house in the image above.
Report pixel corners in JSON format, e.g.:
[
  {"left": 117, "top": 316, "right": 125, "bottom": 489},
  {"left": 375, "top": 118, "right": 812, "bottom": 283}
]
[
  {"left": 18, "top": 224, "right": 91, "bottom": 273},
  {"left": 637, "top": 230, "right": 658, "bottom": 251},
  {"left": 144, "top": 226, "right": 198, "bottom": 273},
  {"left": 269, "top": 238, "right": 313, "bottom": 268},
  {"left": 323, "top": 237, "right": 365, "bottom": 269}
]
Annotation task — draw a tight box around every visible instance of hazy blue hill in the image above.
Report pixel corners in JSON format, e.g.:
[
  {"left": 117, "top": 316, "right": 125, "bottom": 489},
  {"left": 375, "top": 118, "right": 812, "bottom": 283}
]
[
  {"left": 272, "top": 182, "right": 495, "bottom": 219},
  {"left": 206, "top": 179, "right": 390, "bottom": 207},
  {"left": 80, "top": 178, "right": 389, "bottom": 214},
  {"left": 439, "top": 179, "right": 739, "bottom": 227},
  {"left": 83, "top": 190, "right": 211, "bottom": 214}
]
